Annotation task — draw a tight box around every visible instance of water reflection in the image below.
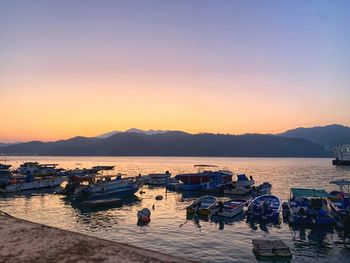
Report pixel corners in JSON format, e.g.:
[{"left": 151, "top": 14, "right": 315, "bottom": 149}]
[{"left": 1, "top": 157, "right": 350, "bottom": 263}]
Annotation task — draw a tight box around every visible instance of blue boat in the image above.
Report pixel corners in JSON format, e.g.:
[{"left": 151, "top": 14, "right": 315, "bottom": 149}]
[
  {"left": 283, "top": 188, "right": 335, "bottom": 225},
  {"left": 247, "top": 194, "right": 281, "bottom": 221},
  {"left": 328, "top": 180, "right": 350, "bottom": 228}
]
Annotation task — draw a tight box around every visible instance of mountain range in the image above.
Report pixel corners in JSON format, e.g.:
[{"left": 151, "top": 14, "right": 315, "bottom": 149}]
[{"left": 1, "top": 124, "right": 349, "bottom": 157}]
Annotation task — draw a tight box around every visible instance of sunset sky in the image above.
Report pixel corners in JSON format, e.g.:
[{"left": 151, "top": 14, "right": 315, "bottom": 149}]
[{"left": 1, "top": 0, "right": 349, "bottom": 142}]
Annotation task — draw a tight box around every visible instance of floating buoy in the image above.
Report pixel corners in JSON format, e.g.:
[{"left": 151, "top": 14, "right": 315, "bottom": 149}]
[
  {"left": 137, "top": 208, "right": 151, "bottom": 225},
  {"left": 155, "top": 195, "right": 163, "bottom": 200}
]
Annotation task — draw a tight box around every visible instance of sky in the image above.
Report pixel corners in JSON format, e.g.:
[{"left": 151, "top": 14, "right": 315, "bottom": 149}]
[{"left": 1, "top": 0, "right": 350, "bottom": 142}]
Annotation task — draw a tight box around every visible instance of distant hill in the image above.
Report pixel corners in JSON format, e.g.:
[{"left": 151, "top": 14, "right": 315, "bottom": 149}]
[
  {"left": 0, "top": 131, "right": 328, "bottom": 157},
  {"left": 96, "top": 128, "right": 171, "bottom": 138},
  {"left": 279, "top": 124, "right": 350, "bottom": 147}
]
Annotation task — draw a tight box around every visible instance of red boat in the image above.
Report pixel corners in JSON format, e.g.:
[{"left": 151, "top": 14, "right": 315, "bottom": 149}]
[{"left": 175, "top": 165, "right": 233, "bottom": 185}]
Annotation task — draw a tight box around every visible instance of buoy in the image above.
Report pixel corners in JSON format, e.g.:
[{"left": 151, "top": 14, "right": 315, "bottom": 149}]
[
  {"left": 137, "top": 208, "right": 151, "bottom": 225},
  {"left": 155, "top": 195, "right": 163, "bottom": 200}
]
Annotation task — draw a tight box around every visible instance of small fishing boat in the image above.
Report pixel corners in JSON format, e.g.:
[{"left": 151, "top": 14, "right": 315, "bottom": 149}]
[
  {"left": 0, "top": 163, "right": 11, "bottom": 170},
  {"left": 283, "top": 188, "right": 335, "bottom": 225},
  {"left": 211, "top": 199, "right": 247, "bottom": 218},
  {"left": 186, "top": 196, "right": 218, "bottom": 216},
  {"left": 235, "top": 174, "right": 255, "bottom": 187},
  {"left": 146, "top": 171, "right": 172, "bottom": 186},
  {"left": 91, "top": 165, "right": 115, "bottom": 171},
  {"left": 247, "top": 194, "right": 281, "bottom": 221},
  {"left": 176, "top": 165, "right": 233, "bottom": 191},
  {"left": 224, "top": 185, "right": 252, "bottom": 195},
  {"left": 16, "top": 162, "right": 64, "bottom": 176},
  {"left": 81, "top": 197, "right": 121, "bottom": 207},
  {"left": 74, "top": 176, "right": 142, "bottom": 202},
  {"left": 253, "top": 182, "right": 272, "bottom": 196},
  {"left": 328, "top": 180, "right": 350, "bottom": 227}
]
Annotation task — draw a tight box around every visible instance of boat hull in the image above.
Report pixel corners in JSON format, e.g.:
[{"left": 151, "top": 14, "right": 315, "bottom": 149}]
[
  {"left": 211, "top": 200, "right": 246, "bottom": 218},
  {"left": 332, "top": 159, "right": 350, "bottom": 165},
  {"left": 0, "top": 176, "right": 67, "bottom": 193},
  {"left": 247, "top": 195, "right": 281, "bottom": 221},
  {"left": 86, "top": 185, "right": 140, "bottom": 200}
]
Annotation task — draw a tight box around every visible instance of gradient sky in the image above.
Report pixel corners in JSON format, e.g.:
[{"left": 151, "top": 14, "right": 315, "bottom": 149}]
[{"left": 1, "top": 0, "right": 350, "bottom": 142}]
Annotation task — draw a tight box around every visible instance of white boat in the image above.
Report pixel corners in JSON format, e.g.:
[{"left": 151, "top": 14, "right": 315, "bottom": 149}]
[
  {"left": 186, "top": 196, "right": 218, "bottom": 216},
  {"left": 224, "top": 186, "right": 252, "bottom": 195},
  {"left": 211, "top": 199, "right": 247, "bottom": 218},
  {"left": 0, "top": 176, "right": 67, "bottom": 193},
  {"left": 147, "top": 171, "right": 171, "bottom": 186},
  {"left": 16, "top": 162, "right": 63, "bottom": 176},
  {"left": 333, "top": 145, "right": 350, "bottom": 165},
  {"left": 235, "top": 174, "right": 255, "bottom": 187}
]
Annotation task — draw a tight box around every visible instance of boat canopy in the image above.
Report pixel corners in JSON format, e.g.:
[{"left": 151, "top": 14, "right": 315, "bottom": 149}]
[
  {"left": 330, "top": 179, "right": 350, "bottom": 186},
  {"left": 291, "top": 188, "right": 328, "bottom": 198}
]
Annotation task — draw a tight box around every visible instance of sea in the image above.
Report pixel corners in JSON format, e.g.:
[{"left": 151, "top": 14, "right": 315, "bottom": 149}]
[{"left": 1, "top": 156, "right": 350, "bottom": 262}]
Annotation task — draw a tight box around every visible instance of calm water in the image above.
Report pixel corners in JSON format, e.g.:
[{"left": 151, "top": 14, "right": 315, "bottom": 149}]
[{"left": 1, "top": 157, "right": 350, "bottom": 262}]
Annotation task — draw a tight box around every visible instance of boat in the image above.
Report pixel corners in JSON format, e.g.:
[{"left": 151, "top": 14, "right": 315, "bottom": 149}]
[
  {"left": 283, "top": 188, "right": 335, "bottom": 225},
  {"left": 253, "top": 182, "right": 272, "bottom": 196},
  {"left": 0, "top": 162, "right": 67, "bottom": 193},
  {"left": 16, "top": 162, "right": 64, "bottom": 176},
  {"left": 74, "top": 175, "right": 142, "bottom": 202},
  {"left": 210, "top": 199, "right": 247, "bottom": 218},
  {"left": 235, "top": 174, "right": 255, "bottom": 187},
  {"left": 91, "top": 165, "right": 115, "bottom": 171},
  {"left": 0, "top": 175, "right": 67, "bottom": 193},
  {"left": 224, "top": 185, "right": 252, "bottom": 195},
  {"left": 332, "top": 145, "right": 350, "bottom": 165},
  {"left": 146, "top": 171, "right": 172, "bottom": 186},
  {"left": 0, "top": 163, "right": 11, "bottom": 170},
  {"left": 223, "top": 174, "right": 255, "bottom": 195},
  {"left": 175, "top": 165, "right": 233, "bottom": 191},
  {"left": 81, "top": 197, "right": 121, "bottom": 207},
  {"left": 186, "top": 196, "right": 218, "bottom": 216},
  {"left": 328, "top": 180, "right": 350, "bottom": 227},
  {"left": 247, "top": 194, "right": 281, "bottom": 221}
]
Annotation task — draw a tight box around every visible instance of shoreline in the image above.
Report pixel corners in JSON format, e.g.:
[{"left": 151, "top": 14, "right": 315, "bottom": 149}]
[{"left": 0, "top": 211, "right": 195, "bottom": 263}]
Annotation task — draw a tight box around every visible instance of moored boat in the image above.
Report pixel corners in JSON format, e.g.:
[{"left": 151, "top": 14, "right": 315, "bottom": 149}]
[
  {"left": 253, "top": 182, "right": 272, "bottom": 196},
  {"left": 328, "top": 180, "right": 350, "bottom": 228},
  {"left": 146, "top": 171, "right": 172, "bottom": 186},
  {"left": 332, "top": 145, "right": 350, "bottom": 165},
  {"left": 81, "top": 197, "right": 121, "bottom": 207},
  {"left": 0, "top": 176, "right": 67, "bottom": 193},
  {"left": 224, "top": 185, "right": 252, "bottom": 195},
  {"left": 176, "top": 165, "right": 233, "bottom": 191},
  {"left": 74, "top": 175, "right": 142, "bottom": 202},
  {"left": 247, "top": 194, "right": 281, "bottom": 221},
  {"left": 211, "top": 199, "right": 247, "bottom": 218},
  {"left": 283, "top": 188, "right": 335, "bottom": 225},
  {"left": 235, "top": 174, "right": 255, "bottom": 187},
  {"left": 0, "top": 163, "right": 11, "bottom": 170},
  {"left": 186, "top": 196, "right": 218, "bottom": 216}
]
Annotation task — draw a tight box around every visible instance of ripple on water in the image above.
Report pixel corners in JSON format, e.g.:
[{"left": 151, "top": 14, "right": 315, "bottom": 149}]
[{"left": 1, "top": 157, "right": 350, "bottom": 262}]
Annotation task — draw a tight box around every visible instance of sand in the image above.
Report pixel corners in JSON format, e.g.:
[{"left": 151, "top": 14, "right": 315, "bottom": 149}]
[{"left": 0, "top": 211, "right": 195, "bottom": 263}]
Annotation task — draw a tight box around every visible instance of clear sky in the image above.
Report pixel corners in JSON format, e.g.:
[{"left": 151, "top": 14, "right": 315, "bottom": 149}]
[{"left": 1, "top": 0, "right": 349, "bottom": 142}]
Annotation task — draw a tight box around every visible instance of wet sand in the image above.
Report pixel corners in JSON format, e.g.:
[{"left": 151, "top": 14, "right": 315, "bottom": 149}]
[{"left": 0, "top": 211, "right": 194, "bottom": 263}]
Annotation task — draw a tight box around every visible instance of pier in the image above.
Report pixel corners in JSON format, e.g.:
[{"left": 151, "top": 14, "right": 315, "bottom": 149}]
[{"left": 0, "top": 211, "right": 194, "bottom": 263}]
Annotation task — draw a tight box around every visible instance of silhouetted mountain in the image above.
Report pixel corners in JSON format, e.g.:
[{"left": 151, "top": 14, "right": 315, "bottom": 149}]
[
  {"left": 96, "top": 128, "right": 171, "bottom": 138},
  {"left": 279, "top": 124, "right": 350, "bottom": 147},
  {"left": 0, "top": 131, "right": 328, "bottom": 157}
]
